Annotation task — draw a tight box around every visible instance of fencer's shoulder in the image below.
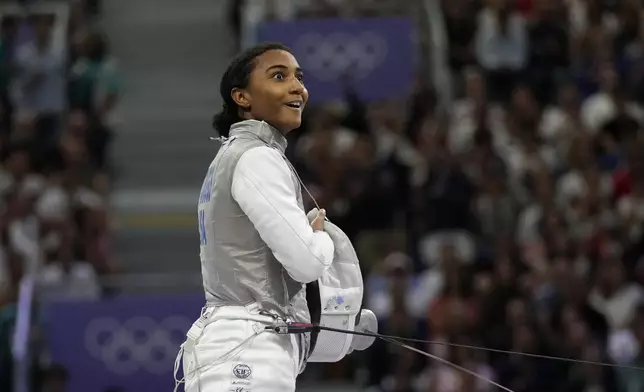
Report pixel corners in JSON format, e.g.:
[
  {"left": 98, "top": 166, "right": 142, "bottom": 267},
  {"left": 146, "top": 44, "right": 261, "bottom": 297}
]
[
  {"left": 237, "top": 145, "right": 284, "bottom": 166},
  {"left": 235, "top": 146, "right": 290, "bottom": 179},
  {"left": 239, "top": 144, "right": 281, "bottom": 159}
]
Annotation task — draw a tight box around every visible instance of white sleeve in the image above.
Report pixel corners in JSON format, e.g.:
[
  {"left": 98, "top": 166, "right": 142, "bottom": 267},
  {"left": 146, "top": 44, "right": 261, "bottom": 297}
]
[{"left": 231, "top": 146, "right": 334, "bottom": 283}]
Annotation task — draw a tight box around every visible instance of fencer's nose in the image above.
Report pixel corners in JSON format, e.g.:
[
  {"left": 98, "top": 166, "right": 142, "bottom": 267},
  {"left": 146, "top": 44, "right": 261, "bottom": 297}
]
[{"left": 289, "top": 78, "right": 305, "bottom": 97}]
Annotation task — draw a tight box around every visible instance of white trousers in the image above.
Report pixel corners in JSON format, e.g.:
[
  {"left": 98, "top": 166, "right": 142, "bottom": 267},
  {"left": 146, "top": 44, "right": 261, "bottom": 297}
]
[{"left": 176, "top": 304, "right": 300, "bottom": 392}]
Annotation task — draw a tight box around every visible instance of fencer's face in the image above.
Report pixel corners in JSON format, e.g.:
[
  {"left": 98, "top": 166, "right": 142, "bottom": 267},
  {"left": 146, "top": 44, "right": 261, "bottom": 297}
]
[{"left": 237, "top": 49, "right": 308, "bottom": 133}]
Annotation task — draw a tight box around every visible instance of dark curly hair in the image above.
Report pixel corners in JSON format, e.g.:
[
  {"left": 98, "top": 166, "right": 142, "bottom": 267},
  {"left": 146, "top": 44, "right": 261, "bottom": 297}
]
[{"left": 212, "top": 42, "right": 293, "bottom": 137}]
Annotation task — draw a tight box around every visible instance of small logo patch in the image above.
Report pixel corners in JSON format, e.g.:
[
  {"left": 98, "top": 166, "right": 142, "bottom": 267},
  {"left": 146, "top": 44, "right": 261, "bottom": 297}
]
[{"left": 233, "top": 364, "right": 252, "bottom": 379}]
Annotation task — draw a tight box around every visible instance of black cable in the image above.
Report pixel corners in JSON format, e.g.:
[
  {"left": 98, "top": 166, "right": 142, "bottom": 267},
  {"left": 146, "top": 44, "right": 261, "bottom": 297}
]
[
  {"left": 274, "top": 323, "right": 644, "bottom": 372},
  {"left": 377, "top": 335, "right": 515, "bottom": 392}
]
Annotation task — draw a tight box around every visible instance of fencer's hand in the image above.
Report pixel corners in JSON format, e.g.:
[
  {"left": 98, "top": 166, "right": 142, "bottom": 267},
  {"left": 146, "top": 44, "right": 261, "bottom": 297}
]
[{"left": 311, "top": 209, "right": 326, "bottom": 232}]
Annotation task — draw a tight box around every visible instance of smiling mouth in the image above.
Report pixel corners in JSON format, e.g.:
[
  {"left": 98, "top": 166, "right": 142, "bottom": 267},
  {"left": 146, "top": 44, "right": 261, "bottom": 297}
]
[{"left": 285, "top": 102, "right": 303, "bottom": 110}]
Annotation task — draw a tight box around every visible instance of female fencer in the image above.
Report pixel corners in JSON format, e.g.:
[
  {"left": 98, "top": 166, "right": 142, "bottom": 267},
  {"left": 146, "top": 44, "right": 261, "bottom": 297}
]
[{"left": 174, "top": 42, "right": 334, "bottom": 392}]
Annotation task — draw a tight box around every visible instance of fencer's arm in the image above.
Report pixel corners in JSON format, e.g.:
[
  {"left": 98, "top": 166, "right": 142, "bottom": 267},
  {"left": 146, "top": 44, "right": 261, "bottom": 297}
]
[{"left": 232, "top": 146, "right": 334, "bottom": 283}]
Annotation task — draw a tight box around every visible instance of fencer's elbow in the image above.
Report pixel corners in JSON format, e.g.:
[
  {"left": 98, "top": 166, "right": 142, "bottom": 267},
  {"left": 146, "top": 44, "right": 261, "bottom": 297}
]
[
  {"left": 291, "top": 255, "right": 333, "bottom": 283},
  {"left": 288, "top": 260, "right": 330, "bottom": 283}
]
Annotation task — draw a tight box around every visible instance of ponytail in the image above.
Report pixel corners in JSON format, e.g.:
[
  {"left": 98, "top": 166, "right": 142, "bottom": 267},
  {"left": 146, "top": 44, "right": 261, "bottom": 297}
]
[{"left": 212, "top": 103, "right": 242, "bottom": 137}]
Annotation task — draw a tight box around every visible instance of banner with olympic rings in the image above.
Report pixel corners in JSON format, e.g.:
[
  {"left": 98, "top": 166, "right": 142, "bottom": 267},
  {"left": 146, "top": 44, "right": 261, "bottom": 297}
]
[
  {"left": 42, "top": 293, "right": 203, "bottom": 392},
  {"left": 256, "top": 17, "right": 416, "bottom": 103}
]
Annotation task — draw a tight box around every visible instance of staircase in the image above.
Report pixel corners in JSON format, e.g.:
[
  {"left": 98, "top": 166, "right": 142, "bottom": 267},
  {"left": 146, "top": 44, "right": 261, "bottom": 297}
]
[{"left": 102, "top": 0, "right": 234, "bottom": 282}]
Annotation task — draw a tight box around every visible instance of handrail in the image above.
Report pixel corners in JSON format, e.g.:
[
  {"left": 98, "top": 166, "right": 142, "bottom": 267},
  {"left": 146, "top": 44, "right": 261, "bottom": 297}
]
[
  {"left": 11, "top": 275, "right": 35, "bottom": 392},
  {"left": 422, "top": 0, "right": 454, "bottom": 105}
]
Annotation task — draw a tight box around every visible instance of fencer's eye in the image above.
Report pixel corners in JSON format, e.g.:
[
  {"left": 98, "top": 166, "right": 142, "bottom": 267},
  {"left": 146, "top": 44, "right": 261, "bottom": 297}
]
[{"left": 272, "top": 72, "right": 285, "bottom": 81}]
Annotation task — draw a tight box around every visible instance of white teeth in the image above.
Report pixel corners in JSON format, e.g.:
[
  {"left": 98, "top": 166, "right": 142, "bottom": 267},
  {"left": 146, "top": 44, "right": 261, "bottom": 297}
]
[{"left": 286, "top": 102, "right": 302, "bottom": 108}]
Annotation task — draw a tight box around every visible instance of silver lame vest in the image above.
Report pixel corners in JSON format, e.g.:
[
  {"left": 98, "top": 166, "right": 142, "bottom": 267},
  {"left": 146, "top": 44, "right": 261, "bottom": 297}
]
[{"left": 197, "top": 120, "right": 310, "bottom": 332}]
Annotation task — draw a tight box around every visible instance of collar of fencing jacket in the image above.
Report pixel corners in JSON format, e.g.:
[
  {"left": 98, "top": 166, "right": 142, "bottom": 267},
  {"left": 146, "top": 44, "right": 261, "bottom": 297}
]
[{"left": 230, "top": 120, "right": 288, "bottom": 153}]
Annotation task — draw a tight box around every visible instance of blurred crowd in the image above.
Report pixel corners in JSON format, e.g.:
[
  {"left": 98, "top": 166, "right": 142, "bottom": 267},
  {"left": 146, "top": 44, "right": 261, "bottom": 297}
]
[
  {"left": 0, "top": 0, "right": 121, "bottom": 390},
  {"left": 4, "top": 0, "right": 644, "bottom": 390},
  {"left": 236, "top": 0, "right": 644, "bottom": 391}
]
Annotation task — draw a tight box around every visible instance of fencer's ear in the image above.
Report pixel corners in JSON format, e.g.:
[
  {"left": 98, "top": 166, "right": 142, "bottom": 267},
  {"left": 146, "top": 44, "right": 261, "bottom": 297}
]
[{"left": 231, "top": 88, "right": 251, "bottom": 111}]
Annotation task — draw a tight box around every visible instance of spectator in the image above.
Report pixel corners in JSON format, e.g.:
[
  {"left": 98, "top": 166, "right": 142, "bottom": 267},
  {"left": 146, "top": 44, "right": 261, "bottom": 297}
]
[
  {"left": 539, "top": 82, "right": 584, "bottom": 150},
  {"left": 0, "top": 16, "right": 18, "bottom": 136},
  {"left": 0, "top": 284, "right": 17, "bottom": 391},
  {"left": 448, "top": 67, "right": 506, "bottom": 155},
  {"left": 12, "top": 14, "right": 66, "bottom": 153},
  {"left": 616, "top": 153, "right": 644, "bottom": 242},
  {"left": 611, "top": 304, "right": 644, "bottom": 390},
  {"left": 526, "top": 0, "right": 569, "bottom": 103},
  {"left": 366, "top": 252, "right": 421, "bottom": 392},
  {"left": 441, "top": 0, "right": 477, "bottom": 75},
  {"left": 473, "top": 152, "right": 516, "bottom": 244},
  {"left": 580, "top": 61, "right": 644, "bottom": 133},
  {"left": 69, "top": 31, "right": 121, "bottom": 170},
  {"left": 589, "top": 261, "right": 643, "bottom": 331},
  {"left": 474, "top": 0, "right": 527, "bottom": 102}
]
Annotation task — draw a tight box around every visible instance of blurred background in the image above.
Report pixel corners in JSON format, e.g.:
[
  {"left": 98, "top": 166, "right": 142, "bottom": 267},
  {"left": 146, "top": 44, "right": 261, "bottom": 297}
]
[{"left": 1, "top": 0, "right": 644, "bottom": 391}]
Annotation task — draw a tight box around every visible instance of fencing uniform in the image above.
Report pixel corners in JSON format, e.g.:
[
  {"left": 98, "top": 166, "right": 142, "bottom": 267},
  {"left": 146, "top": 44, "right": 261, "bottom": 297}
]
[{"left": 175, "top": 120, "right": 335, "bottom": 392}]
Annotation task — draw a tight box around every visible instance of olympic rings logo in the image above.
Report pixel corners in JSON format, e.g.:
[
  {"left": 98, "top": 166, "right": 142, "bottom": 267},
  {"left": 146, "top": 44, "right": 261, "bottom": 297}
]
[
  {"left": 84, "top": 315, "right": 191, "bottom": 375},
  {"left": 294, "top": 31, "right": 388, "bottom": 82}
]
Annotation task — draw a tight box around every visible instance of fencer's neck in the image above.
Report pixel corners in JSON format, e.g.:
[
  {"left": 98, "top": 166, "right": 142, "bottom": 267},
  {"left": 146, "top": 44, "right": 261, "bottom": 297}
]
[{"left": 229, "top": 120, "right": 288, "bottom": 153}]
